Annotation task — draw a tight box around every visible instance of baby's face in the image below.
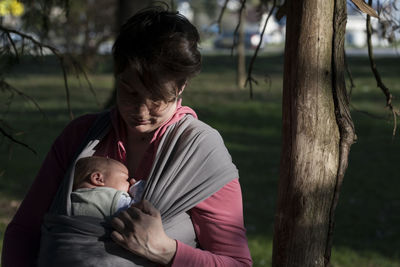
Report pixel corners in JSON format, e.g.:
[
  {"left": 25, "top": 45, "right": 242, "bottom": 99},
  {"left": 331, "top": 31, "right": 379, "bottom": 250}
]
[{"left": 103, "top": 162, "right": 130, "bottom": 192}]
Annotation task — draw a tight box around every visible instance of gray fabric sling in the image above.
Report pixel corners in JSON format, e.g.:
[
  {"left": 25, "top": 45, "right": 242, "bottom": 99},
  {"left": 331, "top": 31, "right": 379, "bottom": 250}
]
[{"left": 38, "top": 112, "right": 238, "bottom": 267}]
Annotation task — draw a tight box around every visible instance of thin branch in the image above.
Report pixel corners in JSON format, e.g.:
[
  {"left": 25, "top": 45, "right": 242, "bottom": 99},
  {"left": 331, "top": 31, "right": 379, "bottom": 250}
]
[
  {"left": 245, "top": 0, "right": 277, "bottom": 99},
  {"left": 59, "top": 57, "right": 74, "bottom": 119},
  {"left": 0, "top": 25, "right": 74, "bottom": 119},
  {"left": 0, "top": 79, "right": 46, "bottom": 119},
  {"left": 350, "top": 0, "right": 379, "bottom": 18},
  {"left": 5, "top": 31, "right": 19, "bottom": 62},
  {"left": 0, "top": 124, "right": 36, "bottom": 155},
  {"left": 216, "top": 0, "right": 230, "bottom": 34},
  {"left": 350, "top": 103, "right": 388, "bottom": 120},
  {"left": 366, "top": 0, "right": 400, "bottom": 137},
  {"left": 231, "top": 0, "right": 247, "bottom": 56},
  {"left": 71, "top": 59, "right": 100, "bottom": 107}
]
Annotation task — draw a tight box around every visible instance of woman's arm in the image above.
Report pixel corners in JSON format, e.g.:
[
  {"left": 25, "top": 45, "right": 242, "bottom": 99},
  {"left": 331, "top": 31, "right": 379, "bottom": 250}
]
[
  {"left": 1, "top": 114, "right": 97, "bottom": 266},
  {"left": 172, "top": 178, "right": 252, "bottom": 267}
]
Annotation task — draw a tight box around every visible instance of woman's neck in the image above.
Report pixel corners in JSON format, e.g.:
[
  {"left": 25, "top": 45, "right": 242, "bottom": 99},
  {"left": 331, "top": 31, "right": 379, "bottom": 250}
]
[
  {"left": 127, "top": 129, "right": 153, "bottom": 145},
  {"left": 125, "top": 129, "right": 153, "bottom": 177}
]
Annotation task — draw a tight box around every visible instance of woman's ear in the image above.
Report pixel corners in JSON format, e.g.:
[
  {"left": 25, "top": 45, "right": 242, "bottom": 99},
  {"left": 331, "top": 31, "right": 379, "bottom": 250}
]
[
  {"left": 90, "top": 172, "right": 105, "bottom": 186},
  {"left": 178, "top": 82, "right": 187, "bottom": 95}
]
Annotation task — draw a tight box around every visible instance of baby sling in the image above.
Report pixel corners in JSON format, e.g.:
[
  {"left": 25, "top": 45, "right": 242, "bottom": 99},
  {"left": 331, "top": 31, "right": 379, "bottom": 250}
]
[{"left": 38, "top": 111, "right": 239, "bottom": 266}]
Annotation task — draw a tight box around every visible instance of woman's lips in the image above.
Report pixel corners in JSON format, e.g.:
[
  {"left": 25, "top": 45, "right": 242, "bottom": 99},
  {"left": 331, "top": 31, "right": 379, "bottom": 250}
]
[{"left": 132, "top": 118, "right": 151, "bottom": 125}]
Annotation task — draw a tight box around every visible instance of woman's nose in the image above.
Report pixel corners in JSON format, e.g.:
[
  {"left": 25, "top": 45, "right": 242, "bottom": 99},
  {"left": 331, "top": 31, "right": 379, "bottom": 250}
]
[{"left": 134, "top": 102, "right": 150, "bottom": 115}]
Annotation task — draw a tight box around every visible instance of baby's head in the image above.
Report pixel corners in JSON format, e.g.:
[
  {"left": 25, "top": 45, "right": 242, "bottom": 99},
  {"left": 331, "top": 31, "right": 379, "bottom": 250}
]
[{"left": 73, "top": 156, "right": 130, "bottom": 192}]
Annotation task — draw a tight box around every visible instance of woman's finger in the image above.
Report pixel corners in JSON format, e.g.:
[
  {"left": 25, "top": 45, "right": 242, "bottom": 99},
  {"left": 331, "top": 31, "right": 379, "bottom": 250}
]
[
  {"left": 140, "top": 199, "right": 160, "bottom": 217},
  {"left": 117, "top": 209, "right": 137, "bottom": 229},
  {"left": 110, "top": 216, "right": 125, "bottom": 232},
  {"left": 125, "top": 205, "right": 143, "bottom": 220},
  {"left": 110, "top": 230, "right": 125, "bottom": 244}
]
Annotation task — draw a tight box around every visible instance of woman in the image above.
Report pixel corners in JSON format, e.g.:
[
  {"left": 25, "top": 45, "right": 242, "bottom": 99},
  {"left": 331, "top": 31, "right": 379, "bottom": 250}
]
[{"left": 2, "top": 6, "right": 252, "bottom": 267}]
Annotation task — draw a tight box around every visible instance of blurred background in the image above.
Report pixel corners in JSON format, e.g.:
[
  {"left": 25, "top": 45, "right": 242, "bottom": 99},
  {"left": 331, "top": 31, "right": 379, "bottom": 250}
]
[{"left": 1, "top": 0, "right": 400, "bottom": 266}]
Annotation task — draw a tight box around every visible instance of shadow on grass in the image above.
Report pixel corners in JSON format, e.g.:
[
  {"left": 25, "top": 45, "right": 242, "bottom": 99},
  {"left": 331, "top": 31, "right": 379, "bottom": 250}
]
[{"left": 347, "top": 56, "right": 400, "bottom": 79}]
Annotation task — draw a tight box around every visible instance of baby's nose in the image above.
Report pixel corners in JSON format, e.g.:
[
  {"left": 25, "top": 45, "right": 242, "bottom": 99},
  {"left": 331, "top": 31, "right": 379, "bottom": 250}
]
[{"left": 129, "top": 178, "right": 136, "bottom": 185}]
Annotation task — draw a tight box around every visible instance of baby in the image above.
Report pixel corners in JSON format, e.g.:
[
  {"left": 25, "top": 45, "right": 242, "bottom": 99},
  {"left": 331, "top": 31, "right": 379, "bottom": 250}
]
[{"left": 71, "top": 156, "right": 145, "bottom": 219}]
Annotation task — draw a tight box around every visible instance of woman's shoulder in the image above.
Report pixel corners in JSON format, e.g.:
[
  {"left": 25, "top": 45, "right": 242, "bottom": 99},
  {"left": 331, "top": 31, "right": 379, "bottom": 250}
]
[
  {"left": 60, "top": 110, "right": 111, "bottom": 137},
  {"left": 65, "top": 112, "right": 107, "bottom": 130},
  {"left": 170, "top": 115, "right": 228, "bottom": 152},
  {"left": 179, "top": 115, "right": 219, "bottom": 135},
  {"left": 53, "top": 111, "right": 111, "bottom": 152}
]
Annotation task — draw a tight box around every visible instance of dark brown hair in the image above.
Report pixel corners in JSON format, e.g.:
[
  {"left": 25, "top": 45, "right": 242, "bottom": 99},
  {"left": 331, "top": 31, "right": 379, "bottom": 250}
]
[{"left": 113, "top": 5, "right": 202, "bottom": 102}]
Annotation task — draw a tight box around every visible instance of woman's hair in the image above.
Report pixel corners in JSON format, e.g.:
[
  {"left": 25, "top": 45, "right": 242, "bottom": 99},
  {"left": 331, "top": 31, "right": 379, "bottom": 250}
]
[
  {"left": 112, "top": 5, "right": 202, "bottom": 102},
  {"left": 73, "top": 156, "right": 125, "bottom": 190}
]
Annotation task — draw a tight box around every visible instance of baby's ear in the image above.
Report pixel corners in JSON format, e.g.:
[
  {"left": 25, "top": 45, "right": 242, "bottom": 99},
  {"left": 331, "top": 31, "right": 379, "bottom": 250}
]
[{"left": 90, "top": 172, "right": 105, "bottom": 186}]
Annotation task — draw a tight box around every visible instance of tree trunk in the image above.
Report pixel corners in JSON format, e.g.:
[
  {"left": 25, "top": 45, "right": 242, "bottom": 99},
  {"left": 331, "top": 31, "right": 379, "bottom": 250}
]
[
  {"left": 237, "top": 7, "right": 246, "bottom": 89},
  {"left": 272, "top": 0, "right": 355, "bottom": 266}
]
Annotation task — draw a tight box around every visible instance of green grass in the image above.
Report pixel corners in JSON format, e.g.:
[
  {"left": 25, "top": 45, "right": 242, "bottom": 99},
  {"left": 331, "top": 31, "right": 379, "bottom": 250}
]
[{"left": 1, "top": 54, "right": 400, "bottom": 266}]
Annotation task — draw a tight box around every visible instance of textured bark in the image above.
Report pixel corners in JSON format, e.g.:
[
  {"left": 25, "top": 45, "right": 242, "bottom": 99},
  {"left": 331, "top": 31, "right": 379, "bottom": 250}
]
[
  {"left": 325, "top": 0, "right": 356, "bottom": 263},
  {"left": 272, "top": 0, "right": 354, "bottom": 266}
]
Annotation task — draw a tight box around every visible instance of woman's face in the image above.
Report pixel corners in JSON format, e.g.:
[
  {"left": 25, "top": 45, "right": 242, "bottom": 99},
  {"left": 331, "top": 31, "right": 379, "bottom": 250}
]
[{"left": 116, "top": 68, "right": 177, "bottom": 135}]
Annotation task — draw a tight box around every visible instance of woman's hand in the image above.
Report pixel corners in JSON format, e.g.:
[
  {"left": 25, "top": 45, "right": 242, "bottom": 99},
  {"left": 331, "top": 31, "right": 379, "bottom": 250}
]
[{"left": 110, "top": 199, "right": 177, "bottom": 265}]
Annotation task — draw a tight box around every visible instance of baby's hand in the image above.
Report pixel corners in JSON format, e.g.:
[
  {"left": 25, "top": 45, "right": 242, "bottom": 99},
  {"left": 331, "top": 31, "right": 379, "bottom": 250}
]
[
  {"left": 128, "top": 179, "right": 136, "bottom": 197},
  {"left": 128, "top": 180, "right": 146, "bottom": 203}
]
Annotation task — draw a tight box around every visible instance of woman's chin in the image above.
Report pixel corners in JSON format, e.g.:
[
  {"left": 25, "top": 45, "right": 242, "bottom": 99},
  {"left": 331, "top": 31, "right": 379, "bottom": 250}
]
[{"left": 128, "top": 123, "right": 156, "bottom": 134}]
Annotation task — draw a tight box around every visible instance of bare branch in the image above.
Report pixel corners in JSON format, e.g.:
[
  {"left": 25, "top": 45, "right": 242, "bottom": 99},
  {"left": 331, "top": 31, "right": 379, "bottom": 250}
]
[
  {"left": 0, "top": 123, "right": 37, "bottom": 155},
  {"left": 245, "top": 0, "right": 277, "bottom": 99},
  {"left": 231, "top": 0, "right": 247, "bottom": 56},
  {"left": 350, "top": 103, "right": 388, "bottom": 120},
  {"left": 71, "top": 59, "right": 100, "bottom": 107},
  {"left": 216, "top": 0, "right": 230, "bottom": 34},
  {"left": 59, "top": 57, "right": 74, "bottom": 120},
  {"left": 0, "top": 79, "right": 46, "bottom": 119},
  {"left": 350, "top": 0, "right": 379, "bottom": 18},
  {"left": 366, "top": 0, "right": 400, "bottom": 137},
  {"left": 4, "top": 31, "right": 19, "bottom": 62},
  {"left": 0, "top": 25, "right": 74, "bottom": 119}
]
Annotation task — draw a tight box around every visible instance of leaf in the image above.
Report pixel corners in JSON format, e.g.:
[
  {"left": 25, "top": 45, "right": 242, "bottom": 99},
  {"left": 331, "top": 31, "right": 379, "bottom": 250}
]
[{"left": 350, "top": 0, "right": 379, "bottom": 18}]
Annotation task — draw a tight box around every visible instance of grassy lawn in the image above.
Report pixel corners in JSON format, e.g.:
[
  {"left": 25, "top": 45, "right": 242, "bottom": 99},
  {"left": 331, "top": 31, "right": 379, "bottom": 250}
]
[{"left": 1, "top": 53, "right": 400, "bottom": 266}]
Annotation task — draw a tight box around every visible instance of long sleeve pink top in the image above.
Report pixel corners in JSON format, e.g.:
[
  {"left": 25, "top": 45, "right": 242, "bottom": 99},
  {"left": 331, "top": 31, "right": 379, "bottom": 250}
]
[{"left": 2, "top": 103, "right": 252, "bottom": 267}]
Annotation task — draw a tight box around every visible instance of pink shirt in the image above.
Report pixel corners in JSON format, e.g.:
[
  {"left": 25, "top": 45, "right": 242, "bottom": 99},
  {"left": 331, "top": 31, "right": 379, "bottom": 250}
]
[{"left": 2, "top": 103, "right": 252, "bottom": 267}]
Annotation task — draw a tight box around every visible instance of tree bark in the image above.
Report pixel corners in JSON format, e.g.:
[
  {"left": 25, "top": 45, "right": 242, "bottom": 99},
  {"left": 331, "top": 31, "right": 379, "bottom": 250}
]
[{"left": 272, "top": 0, "right": 355, "bottom": 266}]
